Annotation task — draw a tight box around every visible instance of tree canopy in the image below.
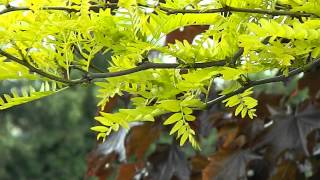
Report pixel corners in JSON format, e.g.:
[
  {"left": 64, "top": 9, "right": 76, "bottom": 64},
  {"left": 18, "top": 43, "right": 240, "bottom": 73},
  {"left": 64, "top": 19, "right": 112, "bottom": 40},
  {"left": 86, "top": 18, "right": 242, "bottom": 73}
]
[{"left": 1, "top": 0, "right": 320, "bottom": 149}]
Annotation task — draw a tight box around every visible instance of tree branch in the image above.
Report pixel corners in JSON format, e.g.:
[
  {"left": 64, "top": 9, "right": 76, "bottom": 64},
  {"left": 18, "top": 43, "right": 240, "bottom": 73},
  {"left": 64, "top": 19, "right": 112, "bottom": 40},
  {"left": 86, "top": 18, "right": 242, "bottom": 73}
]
[
  {"left": 158, "top": 6, "right": 319, "bottom": 18},
  {"left": 229, "top": 47, "right": 244, "bottom": 66},
  {"left": 71, "top": 60, "right": 227, "bottom": 84},
  {"left": 206, "top": 58, "right": 320, "bottom": 106},
  {"left": 0, "top": 48, "right": 226, "bottom": 84},
  {"left": 0, "top": 4, "right": 117, "bottom": 15},
  {"left": 0, "top": 49, "right": 73, "bottom": 84},
  {"left": 2, "top": 44, "right": 320, "bottom": 110},
  {"left": 0, "top": 3, "right": 319, "bottom": 19}
]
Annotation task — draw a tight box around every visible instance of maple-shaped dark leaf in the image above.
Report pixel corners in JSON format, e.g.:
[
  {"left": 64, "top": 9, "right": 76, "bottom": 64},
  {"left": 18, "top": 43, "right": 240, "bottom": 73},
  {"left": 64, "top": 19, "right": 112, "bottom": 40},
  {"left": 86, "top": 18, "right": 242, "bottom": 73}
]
[
  {"left": 203, "top": 150, "right": 260, "bottom": 180},
  {"left": 215, "top": 150, "right": 260, "bottom": 180},
  {"left": 146, "top": 143, "right": 190, "bottom": 180},
  {"left": 256, "top": 104, "right": 320, "bottom": 156},
  {"left": 255, "top": 93, "right": 282, "bottom": 118},
  {"left": 203, "top": 150, "right": 230, "bottom": 180},
  {"left": 239, "top": 118, "right": 265, "bottom": 145}
]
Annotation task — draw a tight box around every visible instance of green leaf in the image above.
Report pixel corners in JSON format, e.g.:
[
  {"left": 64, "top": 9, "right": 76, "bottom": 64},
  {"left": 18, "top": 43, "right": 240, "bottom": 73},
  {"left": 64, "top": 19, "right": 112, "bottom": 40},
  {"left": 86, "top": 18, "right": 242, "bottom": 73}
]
[
  {"left": 158, "top": 100, "right": 181, "bottom": 112},
  {"left": 181, "top": 98, "right": 205, "bottom": 108},
  {"left": 241, "top": 107, "right": 248, "bottom": 118},
  {"left": 182, "top": 107, "right": 193, "bottom": 115},
  {"left": 241, "top": 88, "right": 254, "bottom": 97},
  {"left": 185, "top": 115, "right": 196, "bottom": 121},
  {"left": 164, "top": 113, "right": 183, "bottom": 125},
  {"left": 224, "top": 95, "right": 240, "bottom": 107},
  {"left": 170, "top": 120, "right": 184, "bottom": 135},
  {"left": 177, "top": 125, "right": 187, "bottom": 138},
  {"left": 119, "top": 0, "right": 136, "bottom": 8},
  {"left": 235, "top": 104, "right": 244, "bottom": 116},
  {"left": 248, "top": 109, "right": 257, "bottom": 119},
  {"left": 0, "top": 82, "right": 66, "bottom": 110},
  {"left": 97, "top": 133, "right": 106, "bottom": 141},
  {"left": 94, "top": 116, "right": 114, "bottom": 126},
  {"left": 111, "top": 123, "right": 120, "bottom": 131},
  {"left": 180, "top": 132, "right": 189, "bottom": 146},
  {"left": 90, "top": 126, "right": 109, "bottom": 132},
  {"left": 221, "top": 67, "right": 244, "bottom": 80}
]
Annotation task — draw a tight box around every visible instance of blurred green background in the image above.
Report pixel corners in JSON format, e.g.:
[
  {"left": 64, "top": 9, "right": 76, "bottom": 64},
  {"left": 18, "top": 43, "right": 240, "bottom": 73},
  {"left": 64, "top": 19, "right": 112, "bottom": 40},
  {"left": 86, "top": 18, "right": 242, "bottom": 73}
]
[{"left": 0, "top": 82, "right": 97, "bottom": 180}]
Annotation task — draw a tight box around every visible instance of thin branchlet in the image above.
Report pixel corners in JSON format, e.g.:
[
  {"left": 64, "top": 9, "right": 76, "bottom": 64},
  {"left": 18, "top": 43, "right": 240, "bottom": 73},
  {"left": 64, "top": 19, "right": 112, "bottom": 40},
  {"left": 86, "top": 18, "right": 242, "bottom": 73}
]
[
  {"left": 206, "top": 58, "right": 320, "bottom": 106},
  {"left": 0, "top": 3, "right": 319, "bottom": 18}
]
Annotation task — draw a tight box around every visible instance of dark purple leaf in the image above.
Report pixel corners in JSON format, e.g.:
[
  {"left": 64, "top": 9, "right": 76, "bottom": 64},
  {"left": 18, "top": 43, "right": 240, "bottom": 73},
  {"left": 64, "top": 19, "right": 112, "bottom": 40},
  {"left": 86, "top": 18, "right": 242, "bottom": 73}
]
[
  {"left": 147, "top": 143, "right": 190, "bottom": 180},
  {"left": 203, "top": 150, "right": 260, "bottom": 180},
  {"left": 256, "top": 104, "right": 320, "bottom": 156}
]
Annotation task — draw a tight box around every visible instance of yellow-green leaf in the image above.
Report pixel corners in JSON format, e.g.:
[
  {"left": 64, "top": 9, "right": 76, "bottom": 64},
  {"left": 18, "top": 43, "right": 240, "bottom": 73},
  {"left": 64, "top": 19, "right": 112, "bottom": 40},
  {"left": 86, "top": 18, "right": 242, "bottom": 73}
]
[{"left": 164, "top": 113, "right": 183, "bottom": 125}]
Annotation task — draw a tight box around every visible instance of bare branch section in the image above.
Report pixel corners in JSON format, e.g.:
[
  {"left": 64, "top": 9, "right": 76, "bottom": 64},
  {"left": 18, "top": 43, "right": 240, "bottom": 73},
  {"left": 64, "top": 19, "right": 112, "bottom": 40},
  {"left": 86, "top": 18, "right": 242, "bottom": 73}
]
[
  {"left": 0, "top": 3, "right": 319, "bottom": 19},
  {"left": 158, "top": 6, "right": 319, "bottom": 18},
  {"left": 206, "top": 58, "right": 320, "bottom": 106},
  {"left": 0, "top": 4, "right": 118, "bottom": 15}
]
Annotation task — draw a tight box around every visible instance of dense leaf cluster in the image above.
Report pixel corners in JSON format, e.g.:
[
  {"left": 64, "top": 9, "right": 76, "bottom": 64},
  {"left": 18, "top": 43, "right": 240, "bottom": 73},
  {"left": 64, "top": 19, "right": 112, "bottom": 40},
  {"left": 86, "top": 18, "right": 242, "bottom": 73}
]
[
  {"left": 86, "top": 71, "right": 320, "bottom": 179},
  {"left": 1, "top": 1, "right": 320, "bottom": 178}
]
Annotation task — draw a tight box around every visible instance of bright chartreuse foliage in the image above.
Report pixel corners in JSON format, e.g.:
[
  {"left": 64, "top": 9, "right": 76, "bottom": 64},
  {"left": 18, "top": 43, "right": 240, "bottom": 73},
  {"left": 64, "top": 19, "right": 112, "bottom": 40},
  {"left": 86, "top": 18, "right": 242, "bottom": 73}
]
[
  {"left": 0, "top": 81, "right": 66, "bottom": 109},
  {"left": 0, "top": 0, "right": 320, "bottom": 149}
]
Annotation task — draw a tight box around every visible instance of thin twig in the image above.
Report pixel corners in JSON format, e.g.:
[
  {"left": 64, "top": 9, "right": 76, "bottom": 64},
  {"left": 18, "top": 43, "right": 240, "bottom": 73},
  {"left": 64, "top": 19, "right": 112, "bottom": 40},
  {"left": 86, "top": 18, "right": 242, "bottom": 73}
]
[
  {"left": 0, "top": 49, "right": 73, "bottom": 84},
  {"left": 229, "top": 47, "right": 244, "bottom": 66},
  {"left": 0, "top": 48, "right": 227, "bottom": 84},
  {"left": 71, "top": 60, "right": 227, "bottom": 84},
  {"left": 1, "top": 4, "right": 319, "bottom": 19},
  {"left": 0, "top": 4, "right": 118, "bottom": 15},
  {"left": 158, "top": 6, "right": 319, "bottom": 18},
  {"left": 206, "top": 58, "right": 320, "bottom": 106}
]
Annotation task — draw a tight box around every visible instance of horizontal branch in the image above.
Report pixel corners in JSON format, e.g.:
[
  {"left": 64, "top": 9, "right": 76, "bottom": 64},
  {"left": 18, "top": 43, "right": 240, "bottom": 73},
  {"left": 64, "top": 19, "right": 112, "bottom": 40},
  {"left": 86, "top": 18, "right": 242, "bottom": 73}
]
[
  {"left": 1, "top": 3, "right": 319, "bottom": 19},
  {"left": 2, "top": 46, "right": 320, "bottom": 110},
  {"left": 206, "top": 58, "right": 320, "bottom": 106},
  {"left": 158, "top": 6, "right": 319, "bottom": 18},
  {"left": 71, "top": 60, "right": 227, "bottom": 84},
  {"left": 0, "top": 49, "right": 72, "bottom": 84},
  {"left": 0, "top": 4, "right": 117, "bottom": 15},
  {"left": 0, "top": 48, "right": 226, "bottom": 85}
]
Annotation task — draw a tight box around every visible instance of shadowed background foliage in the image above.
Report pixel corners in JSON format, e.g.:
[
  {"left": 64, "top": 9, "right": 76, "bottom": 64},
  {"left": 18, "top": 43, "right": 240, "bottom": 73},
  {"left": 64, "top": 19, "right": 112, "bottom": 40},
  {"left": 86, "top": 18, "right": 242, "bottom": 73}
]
[{"left": 0, "top": 83, "right": 97, "bottom": 180}]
